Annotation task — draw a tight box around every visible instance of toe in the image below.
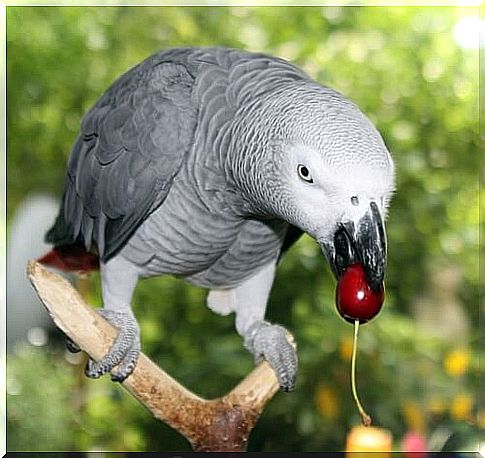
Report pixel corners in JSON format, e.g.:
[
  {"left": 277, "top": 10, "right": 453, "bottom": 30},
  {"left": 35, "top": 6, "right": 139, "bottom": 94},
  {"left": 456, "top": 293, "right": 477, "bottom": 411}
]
[
  {"left": 84, "top": 309, "right": 140, "bottom": 380},
  {"left": 110, "top": 345, "right": 140, "bottom": 382},
  {"left": 250, "top": 323, "right": 298, "bottom": 392},
  {"left": 66, "top": 337, "right": 81, "bottom": 353},
  {"left": 85, "top": 359, "right": 105, "bottom": 378},
  {"left": 275, "top": 343, "right": 297, "bottom": 391}
]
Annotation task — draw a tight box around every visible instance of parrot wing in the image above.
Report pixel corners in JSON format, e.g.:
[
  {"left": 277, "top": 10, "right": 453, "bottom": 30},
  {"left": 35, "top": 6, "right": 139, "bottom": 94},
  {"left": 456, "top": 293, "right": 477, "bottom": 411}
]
[{"left": 46, "top": 55, "right": 197, "bottom": 261}]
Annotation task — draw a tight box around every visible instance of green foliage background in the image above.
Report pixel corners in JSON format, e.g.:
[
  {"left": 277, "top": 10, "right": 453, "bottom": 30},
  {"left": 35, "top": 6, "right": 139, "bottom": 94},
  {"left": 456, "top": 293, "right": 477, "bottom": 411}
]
[{"left": 6, "top": 6, "right": 481, "bottom": 452}]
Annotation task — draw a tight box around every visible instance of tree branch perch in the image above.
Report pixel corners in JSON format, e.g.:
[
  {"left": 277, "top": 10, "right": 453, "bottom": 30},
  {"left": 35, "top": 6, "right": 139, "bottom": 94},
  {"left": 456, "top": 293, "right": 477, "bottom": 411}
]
[{"left": 27, "top": 261, "right": 281, "bottom": 451}]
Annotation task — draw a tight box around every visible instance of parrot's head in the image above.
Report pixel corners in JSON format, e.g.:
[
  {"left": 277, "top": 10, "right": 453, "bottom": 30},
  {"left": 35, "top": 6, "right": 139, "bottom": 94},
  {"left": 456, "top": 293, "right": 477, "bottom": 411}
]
[
  {"left": 284, "top": 142, "right": 394, "bottom": 291},
  {"left": 248, "top": 83, "right": 395, "bottom": 291}
]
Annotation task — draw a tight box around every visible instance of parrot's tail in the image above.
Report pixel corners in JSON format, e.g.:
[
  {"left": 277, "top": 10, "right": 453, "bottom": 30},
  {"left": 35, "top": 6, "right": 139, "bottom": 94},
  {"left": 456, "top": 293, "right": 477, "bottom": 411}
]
[{"left": 38, "top": 243, "right": 99, "bottom": 272}]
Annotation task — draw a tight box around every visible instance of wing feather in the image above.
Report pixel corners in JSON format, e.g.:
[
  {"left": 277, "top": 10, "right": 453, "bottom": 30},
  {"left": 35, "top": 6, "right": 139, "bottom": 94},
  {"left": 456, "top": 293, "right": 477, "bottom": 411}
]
[
  {"left": 47, "top": 47, "right": 309, "bottom": 261},
  {"left": 47, "top": 56, "right": 197, "bottom": 261}
]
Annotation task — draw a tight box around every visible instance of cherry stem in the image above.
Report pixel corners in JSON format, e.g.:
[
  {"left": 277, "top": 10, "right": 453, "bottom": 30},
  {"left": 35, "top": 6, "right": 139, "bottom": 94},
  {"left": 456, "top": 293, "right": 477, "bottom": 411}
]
[{"left": 351, "top": 319, "right": 372, "bottom": 427}]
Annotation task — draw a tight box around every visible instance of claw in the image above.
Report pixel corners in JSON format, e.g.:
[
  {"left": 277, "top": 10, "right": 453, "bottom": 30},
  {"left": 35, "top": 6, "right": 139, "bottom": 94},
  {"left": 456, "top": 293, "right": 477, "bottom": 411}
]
[
  {"left": 244, "top": 321, "right": 298, "bottom": 391},
  {"left": 66, "top": 337, "right": 81, "bottom": 353}
]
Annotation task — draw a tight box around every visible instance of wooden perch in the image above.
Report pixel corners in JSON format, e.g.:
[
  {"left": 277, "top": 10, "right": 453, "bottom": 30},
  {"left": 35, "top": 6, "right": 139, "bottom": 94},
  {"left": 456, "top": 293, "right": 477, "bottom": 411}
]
[{"left": 27, "top": 261, "right": 281, "bottom": 451}]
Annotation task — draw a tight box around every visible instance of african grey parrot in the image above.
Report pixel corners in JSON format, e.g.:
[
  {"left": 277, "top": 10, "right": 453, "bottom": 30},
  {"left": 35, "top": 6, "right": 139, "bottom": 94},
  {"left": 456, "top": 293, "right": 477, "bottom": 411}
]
[{"left": 43, "top": 47, "right": 395, "bottom": 391}]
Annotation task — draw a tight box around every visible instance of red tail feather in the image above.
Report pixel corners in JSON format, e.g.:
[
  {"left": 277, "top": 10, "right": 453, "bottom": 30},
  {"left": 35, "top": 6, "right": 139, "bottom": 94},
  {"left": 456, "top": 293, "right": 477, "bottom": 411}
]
[{"left": 38, "top": 244, "right": 99, "bottom": 272}]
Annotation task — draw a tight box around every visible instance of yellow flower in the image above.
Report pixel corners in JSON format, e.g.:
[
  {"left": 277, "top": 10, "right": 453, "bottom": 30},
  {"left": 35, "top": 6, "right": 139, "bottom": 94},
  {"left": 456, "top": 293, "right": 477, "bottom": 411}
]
[
  {"left": 427, "top": 396, "right": 446, "bottom": 416},
  {"left": 444, "top": 348, "right": 470, "bottom": 377},
  {"left": 315, "top": 384, "right": 340, "bottom": 420},
  {"left": 339, "top": 337, "right": 354, "bottom": 362},
  {"left": 450, "top": 393, "right": 473, "bottom": 421},
  {"left": 402, "top": 399, "right": 426, "bottom": 433}
]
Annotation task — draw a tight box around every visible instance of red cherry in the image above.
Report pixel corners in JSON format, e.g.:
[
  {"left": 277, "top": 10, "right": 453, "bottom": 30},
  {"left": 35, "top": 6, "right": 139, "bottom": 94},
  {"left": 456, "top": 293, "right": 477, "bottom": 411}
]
[{"left": 336, "top": 263, "right": 385, "bottom": 323}]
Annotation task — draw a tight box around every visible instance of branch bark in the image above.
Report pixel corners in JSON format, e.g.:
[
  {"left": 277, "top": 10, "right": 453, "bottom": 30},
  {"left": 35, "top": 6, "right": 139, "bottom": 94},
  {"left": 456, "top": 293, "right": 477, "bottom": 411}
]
[{"left": 27, "top": 261, "right": 280, "bottom": 451}]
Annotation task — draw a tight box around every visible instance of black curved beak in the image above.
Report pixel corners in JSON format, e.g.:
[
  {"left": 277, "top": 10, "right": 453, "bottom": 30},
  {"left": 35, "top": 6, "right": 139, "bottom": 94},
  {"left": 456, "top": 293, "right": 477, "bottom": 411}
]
[{"left": 321, "top": 202, "right": 387, "bottom": 292}]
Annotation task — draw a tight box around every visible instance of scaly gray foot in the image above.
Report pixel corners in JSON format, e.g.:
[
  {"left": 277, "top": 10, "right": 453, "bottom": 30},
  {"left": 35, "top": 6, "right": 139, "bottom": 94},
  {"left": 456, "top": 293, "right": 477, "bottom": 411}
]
[
  {"left": 244, "top": 320, "right": 298, "bottom": 391},
  {"left": 84, "top": 309, "right": 140, "bottom": 382}
]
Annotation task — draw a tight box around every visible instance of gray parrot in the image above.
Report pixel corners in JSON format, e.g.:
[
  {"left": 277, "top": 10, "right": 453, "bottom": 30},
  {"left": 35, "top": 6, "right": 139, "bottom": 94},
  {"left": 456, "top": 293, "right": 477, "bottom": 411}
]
[{"left": 43, "top": 47, "right": 395, "bottom": 391}]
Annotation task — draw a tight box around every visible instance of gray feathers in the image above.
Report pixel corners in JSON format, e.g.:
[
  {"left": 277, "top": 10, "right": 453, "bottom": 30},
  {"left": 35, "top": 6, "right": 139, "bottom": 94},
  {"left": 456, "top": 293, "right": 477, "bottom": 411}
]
[
  {"left": 47, "top": 46, "right": 392, "bottom": 280},
  {"left": 47, "top": 47, "right": 308, "bottom": 262},
  {"left": 47, "top": 57, "right": 198, "bottom": 259}
]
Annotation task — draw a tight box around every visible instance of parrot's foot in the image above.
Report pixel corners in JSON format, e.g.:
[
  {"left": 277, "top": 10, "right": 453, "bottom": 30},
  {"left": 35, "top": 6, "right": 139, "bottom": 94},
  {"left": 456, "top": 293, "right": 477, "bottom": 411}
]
[
  {"left": 84, "top": 309, "right": 140, "bottom": 382},
  {"left": 244, "top": 320, "right": 298, "bottom": 392}
]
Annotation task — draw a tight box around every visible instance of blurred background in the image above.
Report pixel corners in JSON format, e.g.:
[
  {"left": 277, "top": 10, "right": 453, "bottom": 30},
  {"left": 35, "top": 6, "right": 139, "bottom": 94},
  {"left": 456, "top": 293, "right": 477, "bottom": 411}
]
[{"left": 6, "top": 5, "right": 481, "bottom": 453}]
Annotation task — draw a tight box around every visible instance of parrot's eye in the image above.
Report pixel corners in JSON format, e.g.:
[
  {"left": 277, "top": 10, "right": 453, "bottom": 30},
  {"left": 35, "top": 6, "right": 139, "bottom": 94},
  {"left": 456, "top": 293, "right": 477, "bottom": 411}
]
[{"left": 297, "top": 164, "right": 313, "bottom": 183}]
